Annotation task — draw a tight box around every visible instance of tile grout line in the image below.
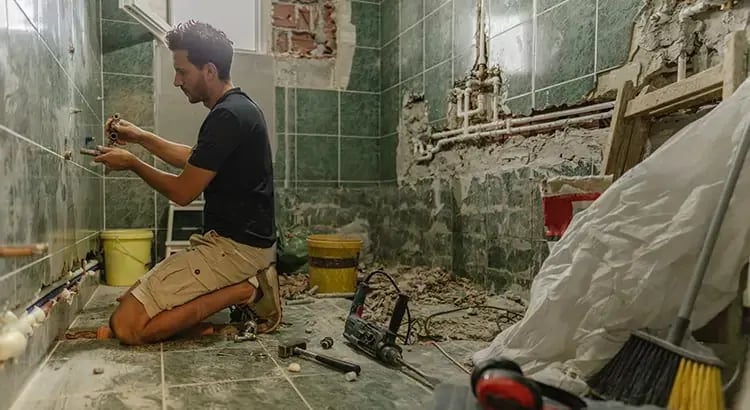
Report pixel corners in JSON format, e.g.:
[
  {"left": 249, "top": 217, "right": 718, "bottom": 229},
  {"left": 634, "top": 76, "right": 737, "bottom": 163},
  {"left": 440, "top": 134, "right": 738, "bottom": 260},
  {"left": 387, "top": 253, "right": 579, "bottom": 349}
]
[
  {"left": 160, "top": 343, "right": 167, "bottom": 410},
  {"left": 168, "top": 375, "right": 291, "bottom": 389},
  {"left": 102, "top": 71, "right": 154, "bottom": 78},
  {"left": 0, "top": 231, "right": 102, "bottom": 280},
  {"left": 258, "top": 339, "right": 314, "bottom": 409},
  {"left": 100, "top": 0, "right": 107, "bottom": 231},
  {"left": 531, "top": 0, "right": 537, "bottom": 108},
  {"left": 338, "top": 89, "right": 342, "bottom": 187},
  {"left": 594, "top": 0, "right": 599, "bottom": 74},
  {"left": 0, "top": 124, "right": 104, "bottom": 178},
  {"left": 12, "top": 0, "right": 101, "bottom": 123},
  {"left": 13, "top": 340, "right": 62, "bottom": 404},
  {"left": 538, "top": 0, "right": 574, "bottom": 17}
]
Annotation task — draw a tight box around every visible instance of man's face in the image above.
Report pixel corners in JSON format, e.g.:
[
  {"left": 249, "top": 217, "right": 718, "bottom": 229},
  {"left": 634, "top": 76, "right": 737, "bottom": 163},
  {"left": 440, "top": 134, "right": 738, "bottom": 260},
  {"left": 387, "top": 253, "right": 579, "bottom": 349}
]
[{"left": 172, "top": 50, "right": 208, "bottom": 104}]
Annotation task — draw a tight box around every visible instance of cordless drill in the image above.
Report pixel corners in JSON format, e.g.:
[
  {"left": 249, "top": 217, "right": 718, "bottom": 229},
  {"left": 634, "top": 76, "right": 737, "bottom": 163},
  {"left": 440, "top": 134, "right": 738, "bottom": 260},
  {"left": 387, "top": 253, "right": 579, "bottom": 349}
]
[{"left": 343, "top": 281, "right": 410, "bottom": 367}]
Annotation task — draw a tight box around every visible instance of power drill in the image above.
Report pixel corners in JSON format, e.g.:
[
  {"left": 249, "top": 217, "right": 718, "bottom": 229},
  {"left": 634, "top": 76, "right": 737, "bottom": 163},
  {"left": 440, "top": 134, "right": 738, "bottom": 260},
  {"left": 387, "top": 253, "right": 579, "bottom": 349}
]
[{"left": 343, "top": 281, "right": 410, "bottom": 367}]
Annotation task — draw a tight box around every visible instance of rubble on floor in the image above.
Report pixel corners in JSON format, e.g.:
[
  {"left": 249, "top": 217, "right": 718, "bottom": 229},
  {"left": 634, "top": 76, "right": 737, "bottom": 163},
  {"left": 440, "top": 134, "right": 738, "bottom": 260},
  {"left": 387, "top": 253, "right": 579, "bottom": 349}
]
[{"left": 280, "top": 266, "right": 528, "bottom": 343}]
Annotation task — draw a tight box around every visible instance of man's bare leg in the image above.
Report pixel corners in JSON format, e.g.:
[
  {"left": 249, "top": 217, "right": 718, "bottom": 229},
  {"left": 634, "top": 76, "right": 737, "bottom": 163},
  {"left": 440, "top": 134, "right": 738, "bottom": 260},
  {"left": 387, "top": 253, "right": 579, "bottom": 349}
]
[{"left": 109, "top": 280, "right": 258, "bottom": 345}]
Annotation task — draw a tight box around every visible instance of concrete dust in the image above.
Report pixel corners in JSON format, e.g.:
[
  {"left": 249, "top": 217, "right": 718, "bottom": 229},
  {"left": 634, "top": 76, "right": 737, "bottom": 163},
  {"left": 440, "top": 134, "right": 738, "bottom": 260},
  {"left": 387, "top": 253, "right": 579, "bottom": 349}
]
[{"left": 360, "top": 266, "right": 527, "bottom": 343}]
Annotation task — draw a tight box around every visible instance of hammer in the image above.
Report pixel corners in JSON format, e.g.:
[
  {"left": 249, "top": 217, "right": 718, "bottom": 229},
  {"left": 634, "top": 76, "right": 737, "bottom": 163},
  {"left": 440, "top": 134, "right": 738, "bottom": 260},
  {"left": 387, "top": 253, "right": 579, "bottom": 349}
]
[{"left": 278, "top": 339, "right": 361, "bottom": 375}]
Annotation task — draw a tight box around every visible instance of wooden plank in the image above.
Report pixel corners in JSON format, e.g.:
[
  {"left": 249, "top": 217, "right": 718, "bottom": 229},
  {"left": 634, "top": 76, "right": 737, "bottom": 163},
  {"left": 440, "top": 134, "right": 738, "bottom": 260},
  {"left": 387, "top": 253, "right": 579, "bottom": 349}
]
[
  {"left": 620, "top": 118, "right": 650, "bottom": 178},
  {"left": 625, "top": 64, "right": 724, "bottom": 118},
  {"left": 602, "top": 80, "right": 638, "bottom": 177},
  {"left": 648, "top": 85, "right": 722, "bottom": 117},
  {"left": 723, "top": 30, "right": 748, "bottom": 99}
]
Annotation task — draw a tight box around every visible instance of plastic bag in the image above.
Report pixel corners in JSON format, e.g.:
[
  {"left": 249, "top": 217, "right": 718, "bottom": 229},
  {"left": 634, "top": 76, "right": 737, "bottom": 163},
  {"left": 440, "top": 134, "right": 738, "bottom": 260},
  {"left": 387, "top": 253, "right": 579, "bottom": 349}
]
[
  {"left": 472, "top": 78, "right": 750, "bottom": 393},
  {"left": 276, "top": 223, "right": 311, "bottom": 274}
]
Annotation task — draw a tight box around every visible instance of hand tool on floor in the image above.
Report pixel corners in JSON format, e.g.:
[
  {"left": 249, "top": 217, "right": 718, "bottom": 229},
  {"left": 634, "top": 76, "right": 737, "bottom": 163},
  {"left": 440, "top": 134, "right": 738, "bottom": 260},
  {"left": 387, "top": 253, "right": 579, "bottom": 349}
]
[
  {"left": 278, "top": 339, "right": 361, "bottom": 375},
  {"left": 343, "top": 270, "right": 439, "bottom": 389},
  {"left": 234, "top": 320, "right": 257, "bottom": 342},
  {"left": 589, "top": 114, "right": 750, "bottom": 409}
]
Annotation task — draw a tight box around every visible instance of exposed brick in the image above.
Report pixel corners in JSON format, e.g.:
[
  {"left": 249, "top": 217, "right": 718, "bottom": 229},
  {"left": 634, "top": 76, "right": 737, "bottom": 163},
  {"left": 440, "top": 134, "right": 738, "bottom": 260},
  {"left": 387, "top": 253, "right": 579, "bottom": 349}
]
[
  {"left": 272, "top": 3, "right": 297, "bottom": 29},
  {"left": 273, "top": 29, "right": 289, "bottom": 53},
  {"left": 291, "top": 31, "right": 317, "bottom": 54},
  {"left": 297, "top": 6, "right": 312, "bottom": 31}
]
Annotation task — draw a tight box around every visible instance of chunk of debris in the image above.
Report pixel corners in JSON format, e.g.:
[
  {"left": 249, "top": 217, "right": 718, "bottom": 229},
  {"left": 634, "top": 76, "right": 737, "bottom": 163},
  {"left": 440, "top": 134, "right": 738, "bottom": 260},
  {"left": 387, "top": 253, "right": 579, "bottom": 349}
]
[
  {"left": 288, "top": 363, "right": 301, "bottom": 373},
  {"left": 93, "top": 368, "right": 104, "bottom": 375},
  {"left": 344, "top": 371, "right": 357, "bottom": 382}
]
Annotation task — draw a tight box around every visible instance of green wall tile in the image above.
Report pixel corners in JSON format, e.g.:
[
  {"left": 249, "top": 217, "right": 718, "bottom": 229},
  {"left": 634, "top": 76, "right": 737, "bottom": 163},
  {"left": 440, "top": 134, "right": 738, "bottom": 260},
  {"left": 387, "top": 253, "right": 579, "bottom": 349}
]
[
  {"left": 341, "top": 92, "right": 379, "bottom": 136},
  {"left": 425, "top": 0, "right": 448, "bottom": 15},
  {"left": 537, "top": 0, "right": 566, "bottom": 13},
  {"left": 489, "top": 21, "right": 532, "bottom": 97},
  {"left": 506, "top": 94, "right": 532, "bottom": 115},
  {"left": 453, "top": 0, "right": 477, "bottom": 58},
  {"left": 101, "top": 20, "right": 153, "bottom": 54},
  {"left": 341, "top": 138, "right": 379, "bottom": 181},
  {"left": 103, "top": 41, "right": 153, "bottom": 75},
  {"left": 534, "top": 0, "right": 596, "bottom": 89},
  {"left": 103, "top": 73, "right": 154, "bottom": 126},
  {"left": 274, "top": 132, "right": 295, "bottom": 181},
  {"left": 424, "top": 60, "right": 452, "bottom": 123},
  {"left": 380, "top": 134, "right": 398, "bottom": 180},
  {"left": 349, "top": 47, "right": 381, "bottom": 92},
  {"left": 489, "top": 0, "right": 533, "bottom": 37},
  {"left": 425, "top": 2, "right": 452, "bottom": 69},
  {"left": 401, "top": 73, "right": 424, "bottom": 99},
  {"left": 381, "top": 40, "right": 399, "bottom": 90},
  {"left": 295, "top": 89, "right": 339, "bottom": 135},
  {"left": 296, "top": 134, "right": 338, "bottom": 181},
  {"left": 399, "top": 22, "right": 423, "bottom": 81},
  {"left": 597, "top": 0, "right": 641, "bottom": 71},
  {"left": 105, "top": 178, "right": 155, "bottom": 229},
  {"left": 101, "top": 0, "right": 135, "bottom": 22},
  {"left": 400, "top": 0, "right": 424, "bottom": 33},
  {"left": 453, "top": 49, "right": 476, "bottom": 83},
  {"left": 381, "top": 0, "right": 399, "bottom": 44},
  {"left": 275, "top": 87, "right": 286, "bottom": 133},
  {"left": 352, "top": 1, "right": 381, "bottom": 48},
  {"left": 381, "top": 86, "right": 400, "bottom": 136},
  {"left": 534, "top": 75, "right": 595, "bottom": 109}
]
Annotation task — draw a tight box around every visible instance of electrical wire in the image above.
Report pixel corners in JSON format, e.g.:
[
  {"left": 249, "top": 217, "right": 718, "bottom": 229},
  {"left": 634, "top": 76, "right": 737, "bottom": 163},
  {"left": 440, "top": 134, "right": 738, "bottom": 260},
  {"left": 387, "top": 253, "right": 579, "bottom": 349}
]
[
  {"left": 363, "top": 269, "right": 414, "bottom": 344},
  {"left": 430, "top": 341, "right": 470, "bottom": 374}
]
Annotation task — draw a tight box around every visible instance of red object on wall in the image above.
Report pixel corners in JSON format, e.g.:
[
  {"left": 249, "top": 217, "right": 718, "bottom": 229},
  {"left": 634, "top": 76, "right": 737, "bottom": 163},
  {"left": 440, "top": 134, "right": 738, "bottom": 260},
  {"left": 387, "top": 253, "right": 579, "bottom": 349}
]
[{"left": 541, "top": 192, "right": 601, "bottom": 238}]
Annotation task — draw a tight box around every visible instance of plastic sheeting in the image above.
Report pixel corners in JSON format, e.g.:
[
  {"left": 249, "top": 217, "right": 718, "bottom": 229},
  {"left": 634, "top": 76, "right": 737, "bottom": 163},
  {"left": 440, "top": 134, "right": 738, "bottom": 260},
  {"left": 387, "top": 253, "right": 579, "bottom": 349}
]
[{"left": 472, "top": 78, "right": 750, "bottom": 395}]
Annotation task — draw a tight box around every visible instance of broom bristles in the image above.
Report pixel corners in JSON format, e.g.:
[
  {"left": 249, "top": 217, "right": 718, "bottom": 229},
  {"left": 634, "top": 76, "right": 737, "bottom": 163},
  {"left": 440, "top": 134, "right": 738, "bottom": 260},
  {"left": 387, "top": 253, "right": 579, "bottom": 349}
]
[{"left": 587, "top": 332, "right": 724, "bottom": 409}]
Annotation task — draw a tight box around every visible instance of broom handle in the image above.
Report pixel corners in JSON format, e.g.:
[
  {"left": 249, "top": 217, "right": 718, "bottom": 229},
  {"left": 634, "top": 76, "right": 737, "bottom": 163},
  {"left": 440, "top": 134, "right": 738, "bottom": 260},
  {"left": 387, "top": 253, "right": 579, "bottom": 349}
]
[{"left": 668, "top": 117, "right": 750, "bottom": 346}]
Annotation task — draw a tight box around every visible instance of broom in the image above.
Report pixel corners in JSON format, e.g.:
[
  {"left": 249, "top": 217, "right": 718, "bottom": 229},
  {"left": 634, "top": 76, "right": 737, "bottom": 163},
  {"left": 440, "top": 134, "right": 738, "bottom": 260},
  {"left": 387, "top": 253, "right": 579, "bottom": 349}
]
[{"left": 588, "top": 115, "right": 750, "bottom": 409}]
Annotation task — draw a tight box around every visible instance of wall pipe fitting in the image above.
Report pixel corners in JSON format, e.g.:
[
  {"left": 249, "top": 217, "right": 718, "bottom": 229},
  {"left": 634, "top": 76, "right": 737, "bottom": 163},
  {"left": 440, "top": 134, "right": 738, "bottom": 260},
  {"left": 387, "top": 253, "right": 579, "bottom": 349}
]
[
  {"left": 0, "top": 260, "right": 100, "bottom": 362},
  {"left": 0, "top": 243, "right": 49, "bottom": 257}
]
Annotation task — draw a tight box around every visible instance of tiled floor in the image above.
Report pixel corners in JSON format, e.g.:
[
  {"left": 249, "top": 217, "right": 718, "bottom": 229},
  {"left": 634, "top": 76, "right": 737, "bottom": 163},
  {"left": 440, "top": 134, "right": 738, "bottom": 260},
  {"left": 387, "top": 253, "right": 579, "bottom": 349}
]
[{"left": 11, "top": 286, "right": 484, "bottom": 410}]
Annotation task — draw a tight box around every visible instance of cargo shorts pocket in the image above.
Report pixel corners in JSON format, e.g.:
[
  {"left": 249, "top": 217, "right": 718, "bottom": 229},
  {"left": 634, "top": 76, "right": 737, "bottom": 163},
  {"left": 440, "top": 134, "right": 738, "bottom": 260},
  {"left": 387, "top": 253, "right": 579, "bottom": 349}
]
[{"left": 184, "top": 250, "right": 225, "bottom": 292}]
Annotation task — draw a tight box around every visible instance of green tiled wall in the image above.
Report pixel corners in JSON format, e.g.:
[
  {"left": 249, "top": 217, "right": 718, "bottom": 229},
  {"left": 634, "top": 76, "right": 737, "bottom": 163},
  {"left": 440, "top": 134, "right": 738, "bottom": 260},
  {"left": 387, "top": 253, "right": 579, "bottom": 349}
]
[
  {"left": 275, "top": 0, "right": 382, "bottom": 188},
  {"left": 100, "top": 0, "right": 164, "bottom": 260},
  {"left": 380, "top": 0, "right": 642, "bottom": 155}
]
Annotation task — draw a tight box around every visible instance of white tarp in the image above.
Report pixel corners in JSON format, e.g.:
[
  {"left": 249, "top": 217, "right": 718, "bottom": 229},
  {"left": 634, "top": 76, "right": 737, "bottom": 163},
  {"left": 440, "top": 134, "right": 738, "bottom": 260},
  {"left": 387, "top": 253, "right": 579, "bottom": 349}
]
[{"left": 472, "top": 78, "right": 750, "bottom": 395}]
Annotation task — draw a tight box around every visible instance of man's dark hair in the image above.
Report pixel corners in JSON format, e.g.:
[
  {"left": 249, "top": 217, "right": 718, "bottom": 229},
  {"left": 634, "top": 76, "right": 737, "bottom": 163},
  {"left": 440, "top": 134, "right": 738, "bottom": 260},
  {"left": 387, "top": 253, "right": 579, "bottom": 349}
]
[{"left": 166, "top": 20, "right": 234, "bottom": 81}]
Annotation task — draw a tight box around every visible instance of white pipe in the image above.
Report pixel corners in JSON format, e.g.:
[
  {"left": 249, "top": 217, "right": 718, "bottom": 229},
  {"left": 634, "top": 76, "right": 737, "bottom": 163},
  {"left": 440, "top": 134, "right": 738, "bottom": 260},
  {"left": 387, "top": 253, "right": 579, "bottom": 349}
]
[
  {"left": 431, "top": 101, "right": 615, "bottom": 141},
  {"left": 416, "top": 111, "right": 613, "bottom": 162},
  {"left": 678, "top": 53, "right": 687, "bottom": 81},
  {"left": 492, "top": 77, "right": 501, "bottom": 121},
  {"left": 477, "top": 0, "right": 487, "bottom": 67}
]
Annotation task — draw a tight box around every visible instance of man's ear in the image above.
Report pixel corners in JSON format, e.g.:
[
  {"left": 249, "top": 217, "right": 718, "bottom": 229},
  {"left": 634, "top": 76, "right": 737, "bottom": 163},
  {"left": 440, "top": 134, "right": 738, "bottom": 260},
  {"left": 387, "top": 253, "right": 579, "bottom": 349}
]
[{"left": 206, "top": 62, "right": 219, "bottom": 80}]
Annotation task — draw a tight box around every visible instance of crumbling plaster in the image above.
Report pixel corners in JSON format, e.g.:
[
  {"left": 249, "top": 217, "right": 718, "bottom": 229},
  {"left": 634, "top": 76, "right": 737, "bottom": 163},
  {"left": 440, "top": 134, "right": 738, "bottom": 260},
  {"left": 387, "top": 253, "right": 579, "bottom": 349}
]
[{"left": 271, "top": 0, "right": 356, "bottom": 90}]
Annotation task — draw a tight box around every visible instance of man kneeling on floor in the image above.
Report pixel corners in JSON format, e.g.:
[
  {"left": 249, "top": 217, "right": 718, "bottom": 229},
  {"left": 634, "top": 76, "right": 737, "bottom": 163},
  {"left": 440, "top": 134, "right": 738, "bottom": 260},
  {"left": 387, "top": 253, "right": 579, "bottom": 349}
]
[{"left": 93, "top": 20, "right": 280, "bottom": 345}]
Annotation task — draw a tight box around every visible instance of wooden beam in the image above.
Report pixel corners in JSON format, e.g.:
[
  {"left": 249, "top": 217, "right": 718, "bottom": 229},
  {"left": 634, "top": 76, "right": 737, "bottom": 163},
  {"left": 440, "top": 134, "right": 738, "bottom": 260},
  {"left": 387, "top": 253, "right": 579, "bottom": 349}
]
[
  {"left": 602, "top": 80, "right": 638, "bottom": 178},
  {"left": 648, "top": 85, "right": 723, "bottom": 117},
  {"left": 723, "top": 30, "right": 748, "bottom": 99},
  {"left": 625, "top": 64, "right": 724, "bottom": 118}
]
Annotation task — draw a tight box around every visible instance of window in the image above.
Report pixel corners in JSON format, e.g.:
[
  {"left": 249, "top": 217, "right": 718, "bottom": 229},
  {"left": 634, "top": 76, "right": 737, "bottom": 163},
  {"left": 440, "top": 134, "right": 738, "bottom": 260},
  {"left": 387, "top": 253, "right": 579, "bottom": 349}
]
[{"left": 120, "top": 0, "right": 264, "bottom": 53}]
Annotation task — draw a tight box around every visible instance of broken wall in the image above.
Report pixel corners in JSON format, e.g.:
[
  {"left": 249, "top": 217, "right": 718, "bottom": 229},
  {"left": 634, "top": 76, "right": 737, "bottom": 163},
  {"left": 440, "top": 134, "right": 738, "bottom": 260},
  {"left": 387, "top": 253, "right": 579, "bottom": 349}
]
[{"left": 373, "top": 0, "right": 750, "bottom": 291}]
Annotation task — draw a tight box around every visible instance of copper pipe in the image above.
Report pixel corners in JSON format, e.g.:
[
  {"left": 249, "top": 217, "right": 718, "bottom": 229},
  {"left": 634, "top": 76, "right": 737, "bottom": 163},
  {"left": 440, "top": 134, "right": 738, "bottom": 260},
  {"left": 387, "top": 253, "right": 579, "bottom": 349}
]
[
  {"left": 0, "top": 244, "right": 49, "bottom": 257},
  {"left": 79, "top": 148, "right": 101, "bottom": 157}
]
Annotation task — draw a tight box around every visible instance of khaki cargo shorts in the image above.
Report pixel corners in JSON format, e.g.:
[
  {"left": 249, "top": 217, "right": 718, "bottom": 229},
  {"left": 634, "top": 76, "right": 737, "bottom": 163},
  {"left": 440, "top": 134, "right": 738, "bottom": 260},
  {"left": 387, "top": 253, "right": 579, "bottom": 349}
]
[{"left": 131, "top": 230, "right": 275, "bottom": 318}]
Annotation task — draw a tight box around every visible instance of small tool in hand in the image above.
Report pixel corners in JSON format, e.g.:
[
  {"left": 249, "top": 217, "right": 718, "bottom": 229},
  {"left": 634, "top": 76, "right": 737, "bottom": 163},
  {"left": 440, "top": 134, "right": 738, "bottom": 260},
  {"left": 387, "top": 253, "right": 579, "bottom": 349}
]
[
  {"left": 278, "top": 339, "right": 361, "bottom": 375},
  {"left": 108, "top": 113, "right": 121, "bottom": 143},
  {"left": 79, "top": 148, "right": 101, "bottom": 157}
]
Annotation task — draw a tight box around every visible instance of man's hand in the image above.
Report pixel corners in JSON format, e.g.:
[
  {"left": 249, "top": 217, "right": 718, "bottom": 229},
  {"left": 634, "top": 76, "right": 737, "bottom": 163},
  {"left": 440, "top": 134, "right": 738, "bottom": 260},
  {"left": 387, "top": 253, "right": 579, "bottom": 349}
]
[
  {"left": 94, "top": 146, "right": 138, "bottom": 171},
  {"left": 105, "top": 117, "right": 146, "bottom": 146}
]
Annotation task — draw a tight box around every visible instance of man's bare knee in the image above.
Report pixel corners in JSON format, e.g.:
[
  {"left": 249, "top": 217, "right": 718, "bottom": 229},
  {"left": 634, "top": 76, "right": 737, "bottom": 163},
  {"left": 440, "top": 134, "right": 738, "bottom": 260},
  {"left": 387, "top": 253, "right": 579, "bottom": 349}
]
[{"left": 110, "top": 295, "right": 149, "bottom": 345}]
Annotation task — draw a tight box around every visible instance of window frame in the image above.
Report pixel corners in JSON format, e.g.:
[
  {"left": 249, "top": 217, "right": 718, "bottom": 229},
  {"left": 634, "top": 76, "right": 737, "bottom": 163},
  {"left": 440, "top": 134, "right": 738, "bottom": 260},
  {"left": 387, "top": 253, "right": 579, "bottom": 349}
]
[{"left": 119, "top": 0, "right": 266, "bottom": 54}]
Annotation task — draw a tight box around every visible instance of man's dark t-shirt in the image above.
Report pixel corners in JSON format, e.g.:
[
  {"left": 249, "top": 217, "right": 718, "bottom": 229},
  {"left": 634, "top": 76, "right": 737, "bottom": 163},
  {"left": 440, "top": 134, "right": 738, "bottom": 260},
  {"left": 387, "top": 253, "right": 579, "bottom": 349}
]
[{"left": 187, "top": 88, "right": 276, "bottom": 249}]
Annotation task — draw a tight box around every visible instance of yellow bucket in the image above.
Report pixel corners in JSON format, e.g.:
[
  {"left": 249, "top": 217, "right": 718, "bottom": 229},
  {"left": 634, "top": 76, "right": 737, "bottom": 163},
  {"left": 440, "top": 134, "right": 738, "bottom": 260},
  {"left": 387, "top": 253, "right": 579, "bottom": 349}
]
[
  {"left": 307, "top": 234, "right": 362, "bottom": 294},
  {"left": 101, "top": 229, "right": 154, "bottom": 286}
]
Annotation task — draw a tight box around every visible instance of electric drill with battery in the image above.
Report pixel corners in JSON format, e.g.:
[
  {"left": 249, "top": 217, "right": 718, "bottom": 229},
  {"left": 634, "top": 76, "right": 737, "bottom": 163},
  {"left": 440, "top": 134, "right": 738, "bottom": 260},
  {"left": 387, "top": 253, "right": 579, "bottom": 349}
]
[{"left": 342, "top": 280, "right": 410, "bottom": 367}]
